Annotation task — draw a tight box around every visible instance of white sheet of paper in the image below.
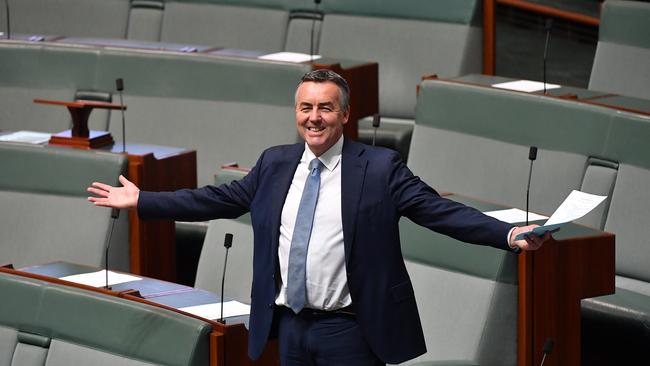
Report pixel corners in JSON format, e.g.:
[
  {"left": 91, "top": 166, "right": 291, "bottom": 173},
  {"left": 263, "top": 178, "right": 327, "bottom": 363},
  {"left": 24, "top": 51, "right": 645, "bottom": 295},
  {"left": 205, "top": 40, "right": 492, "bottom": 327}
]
[
  {"left": 0, "top": 131, "right": 51, "bottom": 144},
  {"left": 179, "top": 301, "right": 251, "bottom": 320},
  {"left": 544, "top": 190, "right": 607, "bottom": 226},
  {"left": 491, "top": 80, "right": 561, "bottom": 93},
  {"left": 483, "top": 208, "right": 548, "bottom": 223},
  {"left": 258, "top": 52, "right": 321, "bottom": 63},
  {"left": 60, "top": 270, "right": 142, "bottom": 287}
]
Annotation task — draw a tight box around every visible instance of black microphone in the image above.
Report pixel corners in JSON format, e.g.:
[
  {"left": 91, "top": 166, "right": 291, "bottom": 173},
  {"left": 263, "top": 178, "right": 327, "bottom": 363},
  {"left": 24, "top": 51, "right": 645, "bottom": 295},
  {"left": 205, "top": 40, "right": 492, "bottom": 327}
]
[
  {"left": 4, "top": 0, "right": 10, "bottom": 40},
  {"left": 115, "top": 78, "right": 126, "bottom": 153},
  {"left": 309, "top": 0, "right": 322, "bottom": 63},
  {"left": 104, "top": 208, "right": 120, "bottom": 290},
  {"left": 542, "top": 18, "right": 553, "bottom": 94},
  {"left": 526, "top": 146, "right": 538, "bottom": 226},
  {"left": 539, "top": 338, "right": 554, "bottom": 366},
  {"left": 218, "top": 233, "right": 234, "bottom": 324},
  {"left": 371, "top": 113, "right": 381, "bottom": 146}
]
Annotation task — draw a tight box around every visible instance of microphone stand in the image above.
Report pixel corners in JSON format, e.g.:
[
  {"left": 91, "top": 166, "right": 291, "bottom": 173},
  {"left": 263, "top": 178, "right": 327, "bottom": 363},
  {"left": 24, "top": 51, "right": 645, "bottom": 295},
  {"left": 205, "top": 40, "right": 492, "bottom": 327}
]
[
  {"left": 116, "top": 78, "right": 126, "bottom": 153},
  {"left": 218, "top": 233, "right": 234, "bottom": 324},
  {"left": 309, "top": 0, "right": 322, "bottom": 63},
  {"left": 104, "top": 208, "right": 120, "bottom": 290},
  {"left": 526, "top": 146, "right": 537, "bottom": 226},
  {"left": 542, "top": 18, "right": 553, "bottom": 95},
  {"left": 4, "top": 0, "right": 10, "bottom": 39},
  {"left": 371, "top": 114, "right": 380, "bottom": 146}
]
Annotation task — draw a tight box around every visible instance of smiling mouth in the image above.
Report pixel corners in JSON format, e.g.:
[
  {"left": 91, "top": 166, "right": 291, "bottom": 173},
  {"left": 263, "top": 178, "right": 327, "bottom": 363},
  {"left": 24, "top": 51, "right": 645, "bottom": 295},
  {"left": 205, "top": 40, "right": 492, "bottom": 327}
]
[{"left": 307, "top": 126, "right": 325, "bottom": 132}]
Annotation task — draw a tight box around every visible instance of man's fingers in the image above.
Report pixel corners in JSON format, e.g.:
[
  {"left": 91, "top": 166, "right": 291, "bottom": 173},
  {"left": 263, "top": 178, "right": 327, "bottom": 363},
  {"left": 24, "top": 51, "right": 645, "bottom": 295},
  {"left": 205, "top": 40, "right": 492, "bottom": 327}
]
[
  {"left": 91, "top": 181, "right": 113, "bottom": 192},
  {"left": 118, "top": 175, "right": 131, "bottom": 187},
  {"left": 87, "top": 187, "right": 109, "bottom": 197}
]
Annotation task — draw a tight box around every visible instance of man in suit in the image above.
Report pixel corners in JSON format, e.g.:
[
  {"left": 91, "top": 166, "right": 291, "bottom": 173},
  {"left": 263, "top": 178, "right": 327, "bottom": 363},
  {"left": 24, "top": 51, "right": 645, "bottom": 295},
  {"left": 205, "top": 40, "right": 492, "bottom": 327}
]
[{"left": 88, "top": 69, "right": 549, "bottom": 366}]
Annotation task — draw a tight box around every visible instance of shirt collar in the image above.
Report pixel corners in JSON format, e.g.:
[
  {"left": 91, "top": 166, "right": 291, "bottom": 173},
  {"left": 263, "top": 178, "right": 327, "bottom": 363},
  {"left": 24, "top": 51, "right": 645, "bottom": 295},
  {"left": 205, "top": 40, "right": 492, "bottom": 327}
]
[{"left": 303, "top": 135, "right": 343, "bottom": 172}]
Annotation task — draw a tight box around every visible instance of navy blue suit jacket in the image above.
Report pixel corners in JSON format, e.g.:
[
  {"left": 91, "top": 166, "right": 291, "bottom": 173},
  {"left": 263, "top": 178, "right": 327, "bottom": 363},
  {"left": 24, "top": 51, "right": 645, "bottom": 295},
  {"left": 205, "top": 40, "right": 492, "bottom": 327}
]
[{"left": 138, "top": 139, "right": 514, "bottom": 363}]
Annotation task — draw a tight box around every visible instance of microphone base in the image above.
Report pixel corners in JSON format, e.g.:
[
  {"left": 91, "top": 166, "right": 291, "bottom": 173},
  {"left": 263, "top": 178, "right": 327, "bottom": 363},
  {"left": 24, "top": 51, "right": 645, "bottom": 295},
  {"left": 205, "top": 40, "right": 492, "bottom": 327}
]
[{"left": 217, "top": 318, "right": 226, "bottom": 324}]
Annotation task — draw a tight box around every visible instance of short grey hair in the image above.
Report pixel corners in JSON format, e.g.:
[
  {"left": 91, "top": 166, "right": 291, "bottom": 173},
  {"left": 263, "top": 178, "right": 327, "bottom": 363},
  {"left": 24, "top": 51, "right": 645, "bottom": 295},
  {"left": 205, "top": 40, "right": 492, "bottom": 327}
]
[{"left": 295, "top": 69, "right": 350, "bottom": 112}]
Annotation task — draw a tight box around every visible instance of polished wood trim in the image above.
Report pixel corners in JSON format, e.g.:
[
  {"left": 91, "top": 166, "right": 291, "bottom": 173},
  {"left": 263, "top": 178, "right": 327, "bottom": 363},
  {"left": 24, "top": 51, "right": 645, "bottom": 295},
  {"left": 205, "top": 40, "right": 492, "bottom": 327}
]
[
  {"left": 483, "top": 0, "right": 497, "bottom": 75},
  {"left": 126, "top": 149, "right": 197, "bottom": 281},
  {"left": 496, "top": 0, "right": 600, "bottom": 26}
]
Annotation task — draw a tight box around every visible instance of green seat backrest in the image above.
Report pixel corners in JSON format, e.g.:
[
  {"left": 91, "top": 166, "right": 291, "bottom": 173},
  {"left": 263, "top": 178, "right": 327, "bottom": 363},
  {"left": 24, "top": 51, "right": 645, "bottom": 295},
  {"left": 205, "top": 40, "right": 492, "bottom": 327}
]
[
  {"left": 0, "top": 143, "right": 129, "bottom": 270},
  {"left": 589, "top": 0, "right": 650, "bottom": 99},
  {"left": 6, "top": 0, "right": 130, "bottom": 38},
  {"left": 0, "top": 271, "right": 211, "bottom": 366}
]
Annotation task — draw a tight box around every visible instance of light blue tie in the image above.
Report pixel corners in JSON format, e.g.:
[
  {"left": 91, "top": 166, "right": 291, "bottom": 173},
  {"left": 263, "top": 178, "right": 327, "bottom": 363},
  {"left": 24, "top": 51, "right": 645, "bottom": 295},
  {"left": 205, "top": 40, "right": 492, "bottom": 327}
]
[{"left": 287, "top": 158, "right": 323, "bottom": 313}]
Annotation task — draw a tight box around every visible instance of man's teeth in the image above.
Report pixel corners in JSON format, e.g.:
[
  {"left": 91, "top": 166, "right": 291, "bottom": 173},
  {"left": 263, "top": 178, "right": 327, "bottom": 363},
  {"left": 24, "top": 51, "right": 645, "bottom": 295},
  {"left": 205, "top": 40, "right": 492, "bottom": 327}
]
[{"left": 308, "top": 127, "right": 324, "bottom": 132}]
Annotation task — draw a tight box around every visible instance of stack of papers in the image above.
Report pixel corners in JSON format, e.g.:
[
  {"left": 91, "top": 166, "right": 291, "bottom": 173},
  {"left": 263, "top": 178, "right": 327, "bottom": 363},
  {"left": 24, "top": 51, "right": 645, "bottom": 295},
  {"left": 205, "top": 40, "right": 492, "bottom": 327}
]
[
  {"left": 492, "top": 80, "right": 560, "bottom": 93},
  {"left": 0, "top": 131, "right": 51, "bottom": 144},
  {"left": 258, "top": 52, "right": 321, "bottom": 63},
  {"left": 179, "top": 301, "right": 251, "bottom": 320},
  {"left": 60, "top": 270, "right": 142, "bottom": 287}
]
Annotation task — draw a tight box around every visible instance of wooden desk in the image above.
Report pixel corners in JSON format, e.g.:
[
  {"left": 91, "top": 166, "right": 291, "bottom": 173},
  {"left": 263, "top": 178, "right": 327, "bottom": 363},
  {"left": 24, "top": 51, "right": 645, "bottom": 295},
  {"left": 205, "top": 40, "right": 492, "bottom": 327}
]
[
  {"left": 8, "top": 262, "right": 279, "bottom": 366},
  {"left": 98, "top": 143, "right": 198, "bottom": 282},
  {"left": 449, "top": 194, "right": 615, "bottom": 366}
]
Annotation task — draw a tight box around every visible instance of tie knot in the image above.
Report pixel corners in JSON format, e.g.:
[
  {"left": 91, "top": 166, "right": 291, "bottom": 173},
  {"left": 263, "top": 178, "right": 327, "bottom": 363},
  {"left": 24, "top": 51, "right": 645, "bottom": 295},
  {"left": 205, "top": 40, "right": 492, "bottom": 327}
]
[{"left": 309, "top": 158, "right": 322, "bottom": 174}]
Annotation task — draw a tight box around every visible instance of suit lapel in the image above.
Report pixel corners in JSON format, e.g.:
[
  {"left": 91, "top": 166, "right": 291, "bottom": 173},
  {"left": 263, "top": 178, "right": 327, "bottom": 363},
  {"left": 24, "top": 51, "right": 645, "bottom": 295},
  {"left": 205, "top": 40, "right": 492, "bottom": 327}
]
[
  {"left": 269, "top": 143, "right": 303, "bottom": 265},
  {"left": 341, "top": 139, "right": 368, "bottom": 263}
]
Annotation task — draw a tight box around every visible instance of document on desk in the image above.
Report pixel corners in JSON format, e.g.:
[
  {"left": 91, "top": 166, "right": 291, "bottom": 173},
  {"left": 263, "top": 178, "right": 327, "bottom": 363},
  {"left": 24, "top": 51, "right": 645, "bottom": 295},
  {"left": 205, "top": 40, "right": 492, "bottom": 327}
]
[
  {"left": 179, "top": 301, "right": 251, "bottom": 320},
  {"left": 514, "top": 190, "right": 607, "bottom": 240},
  {"left": 483, "top": 208, "right": 548, "bottom": 223},
  {"left": 491, "top": 80, "right": 560, "bottom": 93},
  {"left": 258, "top": 52, "right": 321, "bottom": 63},
  {"left": 0, "top": 131, "right": 51, "bottom": 144},
  {"left": 60, "top": 270, "right": 142, "bottom": 287}
]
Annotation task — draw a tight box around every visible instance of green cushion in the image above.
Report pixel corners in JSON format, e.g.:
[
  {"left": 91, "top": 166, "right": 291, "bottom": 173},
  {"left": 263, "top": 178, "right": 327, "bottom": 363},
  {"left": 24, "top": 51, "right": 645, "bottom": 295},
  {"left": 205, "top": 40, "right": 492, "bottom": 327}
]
[
  {"left": 416, "top": 80, "right": 615, "bottom": 160},
  {"left": 0, "top": 143, "right": 126, "bottom": 197},
  {"left": 0, "top": 272, "right": 211, "bottom": 366},
  {"left": 318, "top": 0, "right": 481, "bottom": 25},
  {"left": 599, "top": 0, "right": 650, "bottom": 50},
  {"left": 0, "top": 42, "right": 310, "bottom": 106},
  {"left": 400, "top": 218, "right": 518, "bottom": 285}
]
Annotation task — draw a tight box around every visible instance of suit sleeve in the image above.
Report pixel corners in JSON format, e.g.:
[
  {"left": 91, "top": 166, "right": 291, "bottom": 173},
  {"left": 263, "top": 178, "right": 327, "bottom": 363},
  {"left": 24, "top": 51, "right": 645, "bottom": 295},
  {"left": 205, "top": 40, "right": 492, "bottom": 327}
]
[
  {"left": 388, "top": 152, "right": 514, "bottom": 251},
  {"left": 137, "top": 151, "right": 264, "bottom": 221}
]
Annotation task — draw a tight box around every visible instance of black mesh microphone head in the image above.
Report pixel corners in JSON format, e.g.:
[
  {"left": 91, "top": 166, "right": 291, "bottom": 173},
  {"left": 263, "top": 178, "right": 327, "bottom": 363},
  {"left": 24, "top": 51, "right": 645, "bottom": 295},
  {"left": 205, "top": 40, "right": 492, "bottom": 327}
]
[
  {"left": 224, "top": 233, "right": 233, "bottom": 249},
  {"left": 314, "top": 0, "right": 321, "bottom": 4},
  {"left": 372, "top": 113, "right": 381, "bottom": 128},
  {"left": 110, "top": 208, "right": 120, "bottom": 219},
  {"left": 529, "top": 146, "right": 538, "bottom": 161},
  {"left": 116, "top": 78, "right": 124, "bottom": 92},
  {"left": 545, "top": 18, "right": 554, "bottom": 32},
  {"left": 543, "top": 338, "right": 554, "bottom": 354}
]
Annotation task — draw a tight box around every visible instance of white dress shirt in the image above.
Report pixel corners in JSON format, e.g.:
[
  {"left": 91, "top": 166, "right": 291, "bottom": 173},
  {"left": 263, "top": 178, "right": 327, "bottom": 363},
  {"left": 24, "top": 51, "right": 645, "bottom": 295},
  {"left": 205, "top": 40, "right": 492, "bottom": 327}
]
[{"left": 275, "top": 135, "right": 351, "bottom": 310}]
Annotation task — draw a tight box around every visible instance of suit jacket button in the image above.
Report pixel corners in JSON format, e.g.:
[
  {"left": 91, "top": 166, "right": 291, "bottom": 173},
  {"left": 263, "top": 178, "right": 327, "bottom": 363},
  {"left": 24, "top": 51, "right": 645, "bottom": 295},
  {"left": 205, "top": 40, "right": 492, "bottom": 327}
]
[{"left": 268, "top": 303, "right": 273, "bottom": 309}]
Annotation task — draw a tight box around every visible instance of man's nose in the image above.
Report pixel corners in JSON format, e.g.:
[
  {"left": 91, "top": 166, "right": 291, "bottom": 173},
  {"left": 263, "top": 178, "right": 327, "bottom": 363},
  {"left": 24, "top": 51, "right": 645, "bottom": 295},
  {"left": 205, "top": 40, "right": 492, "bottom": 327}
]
[{"left": 308, "top": 108, "right": 321, "bottom": 121}]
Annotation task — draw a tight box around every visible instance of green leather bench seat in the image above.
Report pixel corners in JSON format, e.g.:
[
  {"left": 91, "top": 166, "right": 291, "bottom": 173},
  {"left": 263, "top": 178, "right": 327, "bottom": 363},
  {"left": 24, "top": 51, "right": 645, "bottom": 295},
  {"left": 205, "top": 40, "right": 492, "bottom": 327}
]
[
  {"left": 0, "top": 143, "right": 129, "bottom": 270},
  {"left": 411, "top": 78, "right": 650, "bottom": 364},
  {"left": 0, "top": 271, "right": 211, "bottom": 366},
  {"left": 400, "top": 216, "right": 518, "bottom": 366},
  {"left": 0, "top": 41, "right": 309, "bottom": 186},
  {"left": 589, "top": 0, "right": 650, "bottom": 100}
]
